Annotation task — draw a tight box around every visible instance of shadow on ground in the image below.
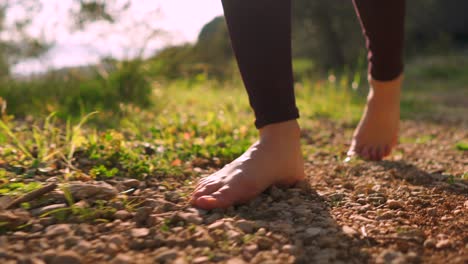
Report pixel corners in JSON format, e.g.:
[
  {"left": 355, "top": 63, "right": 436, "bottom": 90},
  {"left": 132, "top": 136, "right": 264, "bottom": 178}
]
[
  {"left": 378, "top": 161, "right": 467, "bottom": 196},
  {"left": 232, "top": 184, "right": 369, "bottom": 263}
]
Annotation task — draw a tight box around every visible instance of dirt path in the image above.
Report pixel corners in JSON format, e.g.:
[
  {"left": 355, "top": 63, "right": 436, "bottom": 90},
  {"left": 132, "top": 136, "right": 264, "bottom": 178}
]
[{"left": 0, "top": 120, "right": 466, "bottom": 264}]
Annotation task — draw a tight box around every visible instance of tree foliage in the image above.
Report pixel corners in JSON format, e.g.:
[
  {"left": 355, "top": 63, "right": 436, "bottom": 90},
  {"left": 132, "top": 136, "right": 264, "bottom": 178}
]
[
  {"left": 0, "top": 0, "right": 131, "bottom": 78},
  {"left": 151, "top": 0, "right": 468, "bottom": 79},
  {"left": 292, "top": 0, "right": 468, "bottom": 70},
  {"left": 292, "top": 2, "right": 364, "bottom": 70},
  {"left": 149, "top": 17, "right": 234, "bottom": 80},
  {"left": 2, "top": 0, "right": 468, "bottom": 80}
]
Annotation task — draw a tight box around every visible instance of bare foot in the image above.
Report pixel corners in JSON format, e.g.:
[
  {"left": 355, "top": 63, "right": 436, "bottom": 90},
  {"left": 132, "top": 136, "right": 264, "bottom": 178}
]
[
  {"left": 191, "top": 120, "right": 305, "bottom": 210},
  {"left": 348, "top": 75, "right": 403, "bottom": 161}
]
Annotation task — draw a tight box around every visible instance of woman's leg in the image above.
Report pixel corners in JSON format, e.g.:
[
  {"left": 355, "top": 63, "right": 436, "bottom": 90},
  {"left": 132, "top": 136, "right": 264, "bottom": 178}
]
[
  {"left": 191, "top": 0, "right": 305, "bottom": 210},
  {"left": 349, "top": 0, "right": 406, "bottom": 161},
  {"left": 220, "top": 0, "right": 299, "bottom": 128}
]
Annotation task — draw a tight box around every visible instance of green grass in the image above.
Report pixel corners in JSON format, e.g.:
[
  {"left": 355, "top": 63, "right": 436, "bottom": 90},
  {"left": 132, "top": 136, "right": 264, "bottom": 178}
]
[
  {"left": 400, "top": 135, "right": 436, "bottom": 144},
  {"left": 456, "top": 141, "right": 468, "bottom": 151},
  {"left": 0, "top": 60, "right": 154, "bottom": 124},
  {"left": 401, "top": 54, "right": 468, "bottom": 120},
  {"left": 0, "top": 53, "right": 466, "bottom": 198},
  {"left": 0, "top": 71, "right": 364, "bottom": 197},
  {"left": 0, "top": 181, "right": 43, "bottom": 195}
]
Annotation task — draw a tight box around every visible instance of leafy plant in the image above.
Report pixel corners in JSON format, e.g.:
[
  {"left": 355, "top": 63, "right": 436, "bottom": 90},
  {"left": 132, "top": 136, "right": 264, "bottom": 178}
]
[
  {"left": 90, "top": 164, "right": 119, "bottom": 179},
  {"left": 455, "top": 141, "right": 468, "bottom": 151},
  {"left": 0, "top": 182, "right": 42, "bottom": 195}
]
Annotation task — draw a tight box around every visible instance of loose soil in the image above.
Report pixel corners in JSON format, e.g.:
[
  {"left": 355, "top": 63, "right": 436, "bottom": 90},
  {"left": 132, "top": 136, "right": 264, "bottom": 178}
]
[{"left": 0, "top": 119, "right": 466, "bottom": 264}]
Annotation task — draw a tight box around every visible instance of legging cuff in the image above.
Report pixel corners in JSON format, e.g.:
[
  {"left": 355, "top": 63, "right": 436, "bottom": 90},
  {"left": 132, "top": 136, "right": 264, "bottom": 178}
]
[
  {"left": 254, "top": 107, "right": 300, "bottom": 129},
  {"left": 370, "top": 65, "right": 404, "bottom": 82}
]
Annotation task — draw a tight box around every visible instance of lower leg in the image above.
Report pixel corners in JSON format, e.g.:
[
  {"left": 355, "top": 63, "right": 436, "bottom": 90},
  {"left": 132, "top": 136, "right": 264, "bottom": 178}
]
[
  {"left": 191, "top": 0, "right": 304, "bottom": 209},
  {"left": 349, "top": 0, "right": 406, "bottom": 160},
  {"left": 348, "top": 74, "right": 403, "bottom": 160},
  {"left": 220, "top": 0, "right": 299, "bottom": 128}
]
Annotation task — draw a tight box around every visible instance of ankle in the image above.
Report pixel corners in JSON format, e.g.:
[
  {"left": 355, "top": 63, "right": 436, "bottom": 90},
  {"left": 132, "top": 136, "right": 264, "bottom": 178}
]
[
  {"left": 368, "top": 74, "right": 403, "bottom": 100},
  {"left": 259, "top": 119, "right": 301, "bottom": 141},
  {"left": 369, "top": 74, "right": 403, "bottom": 91},
  {"left": 369, "top": 73, "right": 403, "bottom": 86}
]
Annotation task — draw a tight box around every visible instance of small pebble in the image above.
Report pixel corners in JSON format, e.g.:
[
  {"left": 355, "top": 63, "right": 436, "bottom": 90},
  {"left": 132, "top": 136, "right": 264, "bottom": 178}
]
[
  {"left": 131, "top": 228, "right": 150, "bottom": 238},
  {"left": 50, "top": 251, "right": 82, "bottom": 264},
  {"left": 205, "top": 213, "right": 222, "bottom": 224},
  {"left": 342, "top": 226, "right": 358, "bottom": 237},
  {"left": 436, "top": 239, "right": 452, "bottom": 249},
  {"left": 375, "top": 249, "right": 404, "bottom": 264},
  {"left": 114, "top": 210, "right": 132, "bottom": 220},
  {"left": 64, "top": 236, "right": 80, "bottom": 248},
  {"left": 111, "top": 253, "right": 134, "bottom": 264},
  {"left": 226, "top": 230, "right": 242, "bottom": 241},
  {"left": 122, "top": 179, "right": 140, "bottom": 189},
  {"left": 45, "top": 224, "right": 72, "bottom": 237},
  {"left": 192, "top": 256, "right": 210, "bottom": 264},
  {"left": 244, "top": 244, "right": 258, "bottom": 254},
  {"left": 376, "top": 211, "right": 394, "bottom": 220},
  {"left": 226, "top": 258, "right": 247, "bottom": 264},
  {"left": 172, "top": 212, "right": 203, "bottom": 225},
  {"left": 39, "top": 217, "right": 56, "bottom": 226},
  {"left": 154, "top": 248, "right": 178, "bottom": 263},
  {"left": 30, "top": 223, "right": 44, "bottom": 232},
  {"left": 281, "top": 244, "right": 296, "bottom": 254},
  {"left": 236, "top": 220, "right": 257, "bottom": 234},
  {"left": 108, "top": 234, "right": 125, "bottom": 246},
  {"left": 305, "top": 227, "right": 322, "bottom": 237},
  {"left": 134, "top": 207, "right": 152, "bottom": 226},
  {"left": 72, "top": 241, "right": 92, "bottom": 255},
  {"left": 164, "top": 191, "right": 181, "bottom": 203},
  {"left": 67, "top": 181, "right": 118, "bottom": 200},
  {"left": 257, "top": 237, "right": 274, "bottom": 250},
  {"left": 387, "top": 200, "right": 404, "bottom": 210},
  {"left": 207, "top": 220, "right": 224, "bottom": 230},
  {"left": 423, "top": 238, "right": 436, "bottom": 248},
  {"left": 256, "top": 228, "right": 266, "bottom": 236}
]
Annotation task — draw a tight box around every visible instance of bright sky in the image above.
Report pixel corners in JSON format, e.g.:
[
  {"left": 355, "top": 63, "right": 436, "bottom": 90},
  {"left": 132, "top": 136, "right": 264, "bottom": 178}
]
[{"left": 12, "top": 1, "right": 224, "bottom": 74}]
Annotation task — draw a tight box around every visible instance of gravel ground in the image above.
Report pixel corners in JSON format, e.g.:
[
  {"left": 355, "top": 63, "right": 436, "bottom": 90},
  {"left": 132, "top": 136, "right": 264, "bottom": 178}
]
[{"left": 0, "top": 119, "right": 466, "bottom": 264}]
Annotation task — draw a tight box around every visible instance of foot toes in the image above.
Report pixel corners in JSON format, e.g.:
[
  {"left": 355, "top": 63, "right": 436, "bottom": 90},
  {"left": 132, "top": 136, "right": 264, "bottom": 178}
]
[
  {"left": 193, "top": 179, "right": 214, "bottom": 193},
  {"left": 197, "top": 176, "right": 214, "bottom": 186},
  {"left": 374, "top": 146, "right": 383, "bottom": 161},
  {"left": 194, "top": 186, "right": 239, "bottom": 210},
  {"left": 347, "top": 142, "right": 357, "bottom": 156},
  {"left": 383, "top": 145, "right": 391, "bottom": 157},
  {"left": 368, "top": 146, "right": 383, "bottom": 161},
  {"left": 194, "top": 196, "right": 220, "bottom": 210},
  {"left": 367, "top": 147, "right": 376, "bottom": 161},
  {"left": 347, "top": 148, "right": 356, "bottom": 157},
  {"left": 348, "top": 144, "right": 363, "bottom": 157},
  {"left": 191, "top": 182, "right": 223, "bottom": 202},
  {"left": 359, "top": 146, "right": 371, "bottom": 160}
]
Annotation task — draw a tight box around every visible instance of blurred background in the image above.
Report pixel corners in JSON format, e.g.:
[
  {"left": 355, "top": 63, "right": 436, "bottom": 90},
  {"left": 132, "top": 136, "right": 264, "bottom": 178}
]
[{"left": 0, "top": 0, "right": 467, "bottom": 125}]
